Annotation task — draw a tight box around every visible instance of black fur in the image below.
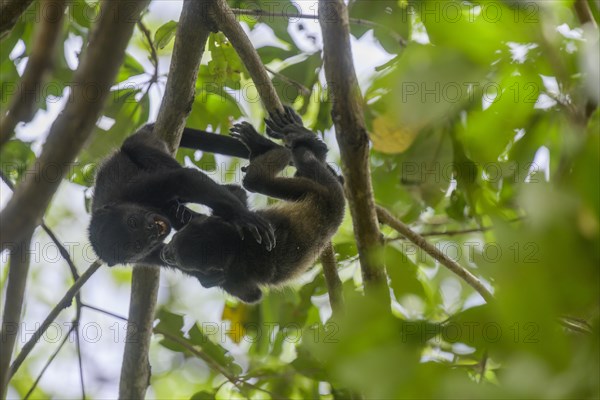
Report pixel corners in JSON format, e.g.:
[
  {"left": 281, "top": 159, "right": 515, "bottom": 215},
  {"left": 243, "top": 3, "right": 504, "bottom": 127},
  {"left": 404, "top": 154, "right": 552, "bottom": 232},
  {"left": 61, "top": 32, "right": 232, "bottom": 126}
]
[
  {"left": 89, "top": 125, "right": 275, "bottom": 267},
  {"left": 161, "top": 107, "right": 346, "bottom": 303}
]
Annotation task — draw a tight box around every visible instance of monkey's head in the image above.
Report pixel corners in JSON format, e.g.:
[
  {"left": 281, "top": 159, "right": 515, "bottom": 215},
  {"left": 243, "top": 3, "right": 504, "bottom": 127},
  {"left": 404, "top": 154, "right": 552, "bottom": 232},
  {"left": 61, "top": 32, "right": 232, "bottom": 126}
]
[{"left": 89, "top": 203, "right": 171, "bottom": 266}]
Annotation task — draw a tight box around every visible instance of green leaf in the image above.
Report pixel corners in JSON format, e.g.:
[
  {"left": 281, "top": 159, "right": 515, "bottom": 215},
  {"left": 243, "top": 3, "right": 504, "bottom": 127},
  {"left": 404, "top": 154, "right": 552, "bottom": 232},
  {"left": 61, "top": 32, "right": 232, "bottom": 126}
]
[
  {"left": 349, "top": 0, "right": 409, "bottom": 53},
  {"left": 0, "top": 140, "right": 36, "bottom": 183},
  {"left": 68, "top": 0, "right": 97, "bottom": 29},
  {"left": 383, "top": 245, "right": 427, "bottom": 300},
  {"left": 291, "top": 347, "right": 329, "bottom": 381},
  {"left": 155, "top": 309, "right": 185, "bottom": 334},
  {"left": 116, "top": 53, "right": 146, "bottom": 83},
  {"left": 155, "top": 310, "right": 188, "bottom": 353},
  {"left": 154, "top": 20, "right": 178, "bottom": 49},
  {"left": 418, "top": 0, "right": 534, "bottom": 65},
  {"left": 188, "top": 324, "right": 243, "bottom": 375},
  {"left": 189, "top": 391, "right": 215, "bottom": 400}
]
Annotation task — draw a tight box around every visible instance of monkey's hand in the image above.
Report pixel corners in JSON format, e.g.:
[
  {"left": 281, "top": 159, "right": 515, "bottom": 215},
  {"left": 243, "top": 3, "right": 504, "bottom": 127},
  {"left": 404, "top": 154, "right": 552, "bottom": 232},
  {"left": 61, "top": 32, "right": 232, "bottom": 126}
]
[
  {"left": 228, "top": 211, "right": 276, "bottom": 252},
  {"left": 230, "top": 122, "right": 278, "bottom": 159},
  {"left": 265, "top": 106, "right": 309, "bottom": 140},
  {"left": 266, "top": 106, "right": 328, "bottom": 158},
  {"left": 165, "top": 199, "right": 197, "bottom": 229}
]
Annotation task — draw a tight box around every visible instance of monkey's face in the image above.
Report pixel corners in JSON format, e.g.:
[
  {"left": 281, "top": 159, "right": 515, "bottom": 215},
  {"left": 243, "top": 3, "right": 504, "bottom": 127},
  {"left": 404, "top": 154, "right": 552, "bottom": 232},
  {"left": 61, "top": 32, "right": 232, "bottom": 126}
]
[{"left": 89, "top": 204, "right": 171, "bottom": 266}]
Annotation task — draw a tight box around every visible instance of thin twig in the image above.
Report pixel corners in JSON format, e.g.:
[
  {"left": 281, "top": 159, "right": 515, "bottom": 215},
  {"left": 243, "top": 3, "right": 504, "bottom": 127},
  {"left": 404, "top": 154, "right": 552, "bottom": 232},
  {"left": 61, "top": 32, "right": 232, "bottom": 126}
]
[
  {"left": 81, "top": 303, "right": 128, "bottom": 322},
  {"left": 9, "top": 261, "right": 102, "bottom": 378},
  {"left": 478, "top": 351, "right": 488, "bottom": 384},
  {"left": 23, "top": 325, "right": 76, "bottom": 400},
  {"left": 265, "top": 66, "right": 311, "bottom": 97},
  {"left": 231, "top": 8, "right": 407, "bottom": 47},
  {"left": 137, "top": 19, "right": 159, "bottom": 83},
  {"left": 376, "top": 206, "right": 494, "bottom": 303},
  {"left": 74, "top": 318, "right": 86, "bottom": 399},
  {"left": 411, "top": 217, "right": 524, "bottom": 238}
]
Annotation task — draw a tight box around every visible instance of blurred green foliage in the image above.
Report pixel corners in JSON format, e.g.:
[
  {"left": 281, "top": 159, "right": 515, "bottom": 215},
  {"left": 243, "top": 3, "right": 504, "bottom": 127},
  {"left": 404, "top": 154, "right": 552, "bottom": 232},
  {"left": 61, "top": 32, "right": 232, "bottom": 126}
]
[{"left": 2, "top": 0, "right": 598, "bottom": 398}]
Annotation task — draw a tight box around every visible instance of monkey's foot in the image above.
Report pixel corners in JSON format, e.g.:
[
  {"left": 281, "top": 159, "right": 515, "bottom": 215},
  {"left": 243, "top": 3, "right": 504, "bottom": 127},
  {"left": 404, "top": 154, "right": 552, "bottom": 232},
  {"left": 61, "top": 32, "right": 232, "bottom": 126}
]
[
  {"left": 265, "top": 107, "right": 325, "bottom": 155},
  {"left": 265, "top": 106, "right": 304, "bottom": 139},
  {"left": 230, "top": 122, "right": 278, "bottom": 158}
]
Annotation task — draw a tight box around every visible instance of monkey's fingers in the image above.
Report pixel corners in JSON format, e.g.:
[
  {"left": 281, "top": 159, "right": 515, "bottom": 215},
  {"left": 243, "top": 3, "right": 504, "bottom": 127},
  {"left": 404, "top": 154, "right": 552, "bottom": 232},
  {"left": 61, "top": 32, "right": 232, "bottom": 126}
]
[
  {"left": 248, "top": 217, "right": 277, "bottom": 251},
  {"left": 284, "top": 106, "right": 303, "bottom": 125},
  {"left": 255, "top": 219, "right": 276, "bottom": 251},
  {"left": 233, "top": 224, "right": 245, "bottom": 241},
  {"left": 265, "top": 125, "right": 284, "bottom": 139},
  {"left": 267, "top": 108, "right": 288, "bottom": 130},
  {"left": 283, "top": 106, "right": 302, "bottom": 126},
  {"left": 230, "top": 132, "right": 251, "bottom": 152},
  {"left": 231, "top": 121, "right": 255, "bottom": 133},
  {"left": 245, "top": 223, "right": 262, "bottom": 245}
]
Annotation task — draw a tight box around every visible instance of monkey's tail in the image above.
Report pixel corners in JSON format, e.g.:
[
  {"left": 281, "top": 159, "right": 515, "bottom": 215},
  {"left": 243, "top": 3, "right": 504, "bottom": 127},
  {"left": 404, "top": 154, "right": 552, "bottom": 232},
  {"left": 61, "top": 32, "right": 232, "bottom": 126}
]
[{"left": 179, "top": 127, "right": 250, "bottom": 159}]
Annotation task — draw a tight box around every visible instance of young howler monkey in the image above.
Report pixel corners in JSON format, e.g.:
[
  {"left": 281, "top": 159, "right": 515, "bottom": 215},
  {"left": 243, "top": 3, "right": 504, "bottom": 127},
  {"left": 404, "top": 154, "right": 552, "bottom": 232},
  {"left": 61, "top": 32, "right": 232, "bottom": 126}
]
[
  {"left": 88, "top": 125, "right": 275, "bottom": 269},
  {"left": 160, "top": 107, "right": 346, "bottom": 303}
]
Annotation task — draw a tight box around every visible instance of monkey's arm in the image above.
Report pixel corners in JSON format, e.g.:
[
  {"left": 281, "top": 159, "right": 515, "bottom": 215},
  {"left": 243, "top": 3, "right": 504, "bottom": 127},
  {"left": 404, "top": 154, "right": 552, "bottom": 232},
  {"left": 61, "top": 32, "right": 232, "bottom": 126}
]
[
  {"left": 164, "top": 200, "right": 207, "bottom": 230},
  {"left": 137, "top": 244, "right": 225, "bottom": 288},
  {"left": 125, "top": 169, "right": 275, "bottom": 249}
]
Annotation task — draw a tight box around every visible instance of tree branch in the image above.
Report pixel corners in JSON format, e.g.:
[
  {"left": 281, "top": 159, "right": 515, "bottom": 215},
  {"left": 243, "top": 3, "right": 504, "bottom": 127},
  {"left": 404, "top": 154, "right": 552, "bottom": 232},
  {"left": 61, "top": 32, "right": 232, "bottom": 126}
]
[
  {"left": 0, "top": 0, "right": 67, "bottom": 149},
  {"left": 574, "top": 0, "right": 598, "bottom": 28},
  {"left": 265, "top": 66, "right": 311, "bottom": 97},
  {"left": 0, "top": 0, "right": 150, "bottom": 252},
  {"left": 9, "top": 261, "right": 102, "bottom": 379},
  {"left": 318, "top": 0, "right": 389, "bottom": 299},
  {"left": 320, "top": 243, "right": 344, "bottom": 317},
  {"left": 137, "top": 19, "right": 159, "bottom": 84},
  {"left": 213, "top": 0, "right": 283, "bottom": 112},
  {"left": 152, "top": 0, "right": 212, "bottom": 153},
  {"left": 376, "top": 206, "right": 494, "bottom": 303},
  {"left": 0, "top": 0, "right": 34, "bottom": 38},
  {"left": 0, "top": 230, "right": 33, "bottom": 399},
  {"left": 119, "top": 1, "right": 212, "bottom": 397}
]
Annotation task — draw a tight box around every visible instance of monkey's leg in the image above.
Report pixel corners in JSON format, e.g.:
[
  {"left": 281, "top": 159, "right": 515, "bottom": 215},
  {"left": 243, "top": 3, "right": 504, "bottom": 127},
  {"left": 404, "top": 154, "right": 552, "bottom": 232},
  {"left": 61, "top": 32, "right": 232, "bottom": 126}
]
[
  {"left": 243, "top": 147, "right": 333, "bottom": 201},
  {"left": 290, "top": 145, "right": 343, "bottom": 192}
]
